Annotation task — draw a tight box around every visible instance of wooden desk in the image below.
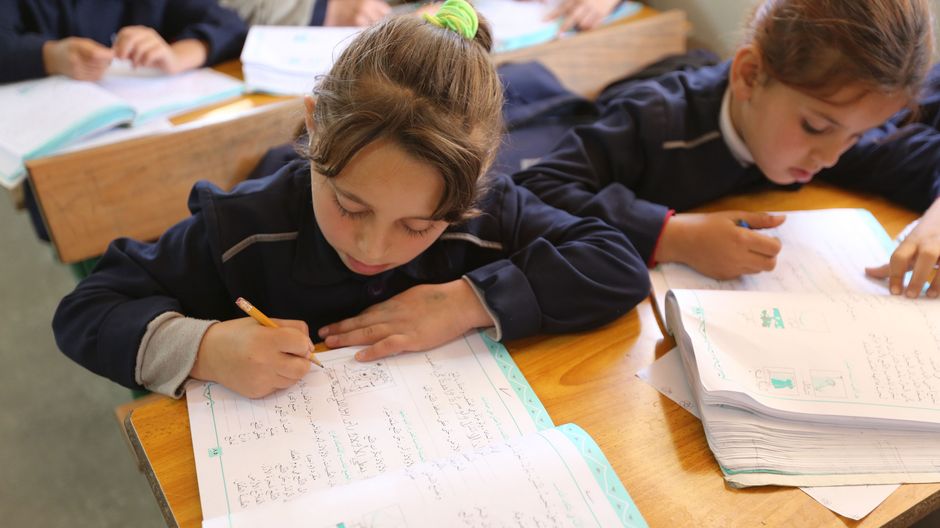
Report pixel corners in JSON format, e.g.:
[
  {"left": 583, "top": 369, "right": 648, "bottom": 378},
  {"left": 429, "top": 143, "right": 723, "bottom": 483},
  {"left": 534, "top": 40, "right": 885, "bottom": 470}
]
[{"left": 126, "top": 184, "right": 940, "bottom": 527}]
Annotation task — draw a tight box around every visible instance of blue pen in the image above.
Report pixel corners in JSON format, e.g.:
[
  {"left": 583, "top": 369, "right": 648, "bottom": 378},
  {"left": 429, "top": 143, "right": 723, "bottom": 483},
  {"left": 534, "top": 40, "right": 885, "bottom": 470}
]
[{"left": 735, "top": 219, "right": 751, "bottom": 229}]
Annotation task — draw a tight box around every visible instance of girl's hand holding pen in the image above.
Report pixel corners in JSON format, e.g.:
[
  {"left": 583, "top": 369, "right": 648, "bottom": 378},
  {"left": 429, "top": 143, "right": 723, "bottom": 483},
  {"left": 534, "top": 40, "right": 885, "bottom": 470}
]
[
  {"left": 190, "top": 317, "right": 315, "bottom": 399},
  {"left": 656, "top": 210, "right": 786, "bottom": 280}
]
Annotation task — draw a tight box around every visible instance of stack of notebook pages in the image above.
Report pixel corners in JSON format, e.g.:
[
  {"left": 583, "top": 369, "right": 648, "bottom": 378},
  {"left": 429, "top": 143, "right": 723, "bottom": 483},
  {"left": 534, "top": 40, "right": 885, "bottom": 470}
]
[{"left": 664, "top": 289, "right": 940, "bottom": 488}]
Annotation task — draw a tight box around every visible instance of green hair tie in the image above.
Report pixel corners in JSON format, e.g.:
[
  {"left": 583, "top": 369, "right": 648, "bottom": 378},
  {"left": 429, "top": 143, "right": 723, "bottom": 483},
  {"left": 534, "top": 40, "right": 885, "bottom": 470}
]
[{"left": 423, "top": 0, "right": 479, "bottom": 40}]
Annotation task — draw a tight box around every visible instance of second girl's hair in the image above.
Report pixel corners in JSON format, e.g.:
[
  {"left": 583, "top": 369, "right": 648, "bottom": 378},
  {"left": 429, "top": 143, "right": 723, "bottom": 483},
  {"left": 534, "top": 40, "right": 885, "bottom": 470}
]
[
  {"left": 304, "top": 11, "right": 503, "bottom": 223},
  {"left": 743, "top": 0, "right": 934, "bottom": 107}
]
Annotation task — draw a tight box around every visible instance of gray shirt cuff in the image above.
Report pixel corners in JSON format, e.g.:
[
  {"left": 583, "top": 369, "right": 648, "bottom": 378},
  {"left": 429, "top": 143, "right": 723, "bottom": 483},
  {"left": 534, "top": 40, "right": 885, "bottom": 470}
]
[
  {"left": 135, "top": 312, "right": 217, "bottom": 398},
  {"left": 462, "top": 276, "right": 502, "bottom": 341}
]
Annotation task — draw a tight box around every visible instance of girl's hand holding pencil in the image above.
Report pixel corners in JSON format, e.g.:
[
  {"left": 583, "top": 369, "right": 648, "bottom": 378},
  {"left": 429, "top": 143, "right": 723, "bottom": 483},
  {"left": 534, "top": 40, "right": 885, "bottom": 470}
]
[{"left": 188, "top": 298, "right": 318, "bottom": 399}]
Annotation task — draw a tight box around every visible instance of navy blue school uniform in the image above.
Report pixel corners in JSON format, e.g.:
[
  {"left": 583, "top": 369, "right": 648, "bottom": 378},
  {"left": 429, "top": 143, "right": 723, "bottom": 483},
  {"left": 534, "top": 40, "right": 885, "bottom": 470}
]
[
  {"left": 0, "top": 0, "right": 248, "bottom": 83},
  {"left": 511, "top": 61, "right": 940, "bottom": 265},
  {"left": 52, "top": 160, "right": 649, "bottom": 391}
]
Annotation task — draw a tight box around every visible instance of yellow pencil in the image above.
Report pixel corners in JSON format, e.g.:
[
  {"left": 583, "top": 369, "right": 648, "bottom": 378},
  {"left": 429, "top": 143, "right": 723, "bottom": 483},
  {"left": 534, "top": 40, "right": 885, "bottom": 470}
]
[{"left": 235, "top": 297, "right": 324, "bottom": 368}]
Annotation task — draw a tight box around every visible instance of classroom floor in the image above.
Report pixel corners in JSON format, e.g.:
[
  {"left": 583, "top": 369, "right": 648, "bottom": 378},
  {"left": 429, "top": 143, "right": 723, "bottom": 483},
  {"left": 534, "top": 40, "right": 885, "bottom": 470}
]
[
  {"left": 0, "top": 194, "right": 164, "bottom": 527},
  {"left": 3, "top": 190, "right": 940, "bottom": 528}
]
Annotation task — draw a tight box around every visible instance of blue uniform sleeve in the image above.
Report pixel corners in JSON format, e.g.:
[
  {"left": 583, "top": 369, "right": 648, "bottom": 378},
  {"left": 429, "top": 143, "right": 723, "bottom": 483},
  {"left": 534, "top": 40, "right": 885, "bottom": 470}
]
[
  {"left": 464, "top": 175, "right": 650, "bottom": 341},
  {"left": 161, "top": 0, "right": 248, "bottom": 65},
  {"left": 0, "top": 2, "right": 52, "bottom": 82},
  {"left": 818, "top": 124, "right": 940, "bottom": 212},
  {"left": 511, "top": 91, "right": 672, "bottom": 264},
  {"left": 52, "top": 195, "right": 230, "bottom": 390}
]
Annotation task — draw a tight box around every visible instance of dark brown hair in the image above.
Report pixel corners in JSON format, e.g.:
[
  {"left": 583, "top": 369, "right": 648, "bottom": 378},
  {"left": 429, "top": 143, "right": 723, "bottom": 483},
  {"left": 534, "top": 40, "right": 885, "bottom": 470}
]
[
  {"left": 303, "top": 13, "right": 503, "bottom": 223},
  {"left": 744, "top": 0, "right": 934, "bottom": 109}
]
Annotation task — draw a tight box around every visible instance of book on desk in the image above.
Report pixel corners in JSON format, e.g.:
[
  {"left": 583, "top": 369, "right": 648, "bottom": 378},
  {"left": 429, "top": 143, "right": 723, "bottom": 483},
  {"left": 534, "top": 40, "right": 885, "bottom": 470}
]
[
  {"left": 186, "top": 331, "right": 648, "bottom": 527},
  {"left": 650, "top": 209, "right": 940, "bottom": 488},
  {"left": 0, "top": 65, "right": 243, "bottom": 189}
]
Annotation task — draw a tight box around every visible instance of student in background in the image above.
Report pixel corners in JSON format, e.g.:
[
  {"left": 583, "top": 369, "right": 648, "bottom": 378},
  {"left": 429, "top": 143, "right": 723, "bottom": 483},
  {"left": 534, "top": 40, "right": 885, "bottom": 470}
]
[
  {"left": 0, "top": 0, "right": 247, "bottom": 83},
  {"left": 219, "top": 0, "right": 391, "bottom": 28},
  {"left": 53, "top": 0, "right": 648, "bottom": 399},
  {"left": 512, "top": 0, "right": 940, "bottom": 298},
  {"left": 548, "top": 0, "right": 631, "bottom": 32}
]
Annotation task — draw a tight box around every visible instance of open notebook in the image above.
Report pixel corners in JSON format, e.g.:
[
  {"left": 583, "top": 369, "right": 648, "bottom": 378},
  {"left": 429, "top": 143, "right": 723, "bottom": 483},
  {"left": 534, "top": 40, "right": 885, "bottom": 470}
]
[
  {"left": 186, "top": 332, "right": 647, "bottom": 527},
  {"left": 0, "top": 66, "right": 243, "bottom": 188}
]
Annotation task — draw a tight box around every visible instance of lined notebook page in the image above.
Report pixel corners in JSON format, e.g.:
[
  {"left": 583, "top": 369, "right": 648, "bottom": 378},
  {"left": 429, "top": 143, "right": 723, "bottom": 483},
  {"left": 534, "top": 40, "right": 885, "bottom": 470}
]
[{"left": 186, "top": 332, "right": 551, "bottom": 522}]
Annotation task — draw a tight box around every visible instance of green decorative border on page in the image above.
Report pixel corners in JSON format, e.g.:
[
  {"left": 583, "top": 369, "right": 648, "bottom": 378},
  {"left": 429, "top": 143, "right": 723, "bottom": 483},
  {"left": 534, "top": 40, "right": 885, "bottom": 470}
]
[
  {"left": 558, "top": 423, "right": 649, "bottom": 528},
  {"left": 479, "top": 331, "right": 554, "bottom": 431}
]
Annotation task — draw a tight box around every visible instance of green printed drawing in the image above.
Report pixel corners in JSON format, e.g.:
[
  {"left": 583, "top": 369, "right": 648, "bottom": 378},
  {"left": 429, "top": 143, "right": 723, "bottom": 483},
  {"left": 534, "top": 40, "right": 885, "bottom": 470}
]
[
  {"left": 208, "top": 447, "right": 221, "bottom": 457},
  {"left": 760, "top": 308, "right": 785, "bottom": 329},
  {"left": 770, "top": 377, "right": 794, "bottom": 389}
]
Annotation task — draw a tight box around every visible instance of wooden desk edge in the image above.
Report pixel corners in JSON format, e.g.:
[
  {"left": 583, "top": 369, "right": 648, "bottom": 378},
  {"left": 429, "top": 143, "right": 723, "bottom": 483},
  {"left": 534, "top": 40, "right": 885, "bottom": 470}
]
[{"left": 126, "top": 409, "right": 180, "bottom": 528}]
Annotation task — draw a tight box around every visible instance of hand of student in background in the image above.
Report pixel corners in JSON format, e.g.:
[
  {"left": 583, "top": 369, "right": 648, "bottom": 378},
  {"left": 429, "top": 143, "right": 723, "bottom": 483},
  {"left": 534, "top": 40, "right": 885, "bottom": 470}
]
[
  {"left": 112, "top": 26, "right": 207, "bottom": 74},
  {"left": 190, "top": 317, "right": 314, "bottom": 399},
  {"left": 546, "top": 0, "right": 621, "bottom": 33},
  {"left": 325, "top": 0, "right": 391, "bottom": 27},
  {"left": 42, "top": 37, "right": 113, "bottom": 81},
  {"left": 865, "top": 198, "right": 940, "bottom": 298},
  {"left": 656, "top": 211, "right": 786, "bottom": 280},
  {"left": 319, "top": 280, "right": 495, "bottom": 361}
]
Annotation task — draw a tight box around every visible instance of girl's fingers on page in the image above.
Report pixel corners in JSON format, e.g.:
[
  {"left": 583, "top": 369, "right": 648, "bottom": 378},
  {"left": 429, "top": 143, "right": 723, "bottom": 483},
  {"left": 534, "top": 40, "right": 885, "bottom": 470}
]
[
  {"left": 355, "top": 335, "right": 409, "bottom": 362},
  {"left": 745, "top": 249, "right": 778, "bottom": 273},
  {"left": 927, "top": 270, "right": 940, "bottom": 299},
  {"left": 746, "top": 230, "right": 782, "bottom": 257},
  {"left": 864, "top": 263, "right": 890, "bottom": 279},
  {"left": 136, "top": 41, "right": 166, "bottom": 68},
  {"left": 319, "top": 307, "right": 391, "bottom": 337},
  {"left": 545, "top": 0, "right": 573, "bottom": 21},
  {"left": 906, "top": 250, "right": 939, "bottom": 298},
  {"left": 325, "top": 323, "right": 392, "bottom": 348},
  {"left": 559, "top": 4, "right": 591, "bottom": 33},
  {"left": 888, "top": 245, "right": 916, "bottom": 295}
]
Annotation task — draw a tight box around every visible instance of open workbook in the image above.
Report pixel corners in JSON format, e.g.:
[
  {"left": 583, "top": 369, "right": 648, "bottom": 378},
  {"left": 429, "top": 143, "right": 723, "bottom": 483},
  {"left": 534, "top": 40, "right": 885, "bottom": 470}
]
[
  {"left": 0, "top": 66, "right": 243, "bottom": 188},
  {"left": 186, "top": 332, "right": 647, "bottom": 527},
  {"left": 651, "top": 208, "right": 940, "bottom": 488}
]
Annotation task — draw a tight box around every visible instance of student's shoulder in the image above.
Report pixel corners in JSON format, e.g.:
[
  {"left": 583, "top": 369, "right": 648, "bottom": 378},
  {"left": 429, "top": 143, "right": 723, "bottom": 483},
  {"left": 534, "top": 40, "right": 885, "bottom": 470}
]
[
  {"left": 599, "top": 60, "right": 730, "bottom": 112},
  {"left": 188, "top": 159, "right": 310, "bottom": 232}
]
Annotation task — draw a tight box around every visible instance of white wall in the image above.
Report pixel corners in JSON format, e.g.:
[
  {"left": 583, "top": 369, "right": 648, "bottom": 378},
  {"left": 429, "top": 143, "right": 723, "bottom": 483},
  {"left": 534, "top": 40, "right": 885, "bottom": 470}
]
[{"left": 646, "top": 0, "right": 940, "bottom": 60}]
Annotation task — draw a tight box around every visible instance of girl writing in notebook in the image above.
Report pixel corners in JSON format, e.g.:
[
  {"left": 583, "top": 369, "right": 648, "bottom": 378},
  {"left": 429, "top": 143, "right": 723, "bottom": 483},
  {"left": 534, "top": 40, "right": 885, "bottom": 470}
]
[
  {"left": 512, "top": 0, "right": 940, "bottom": 297},
  {"left": 52, "top": 0, "right": 649, "bottom": 399}
]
